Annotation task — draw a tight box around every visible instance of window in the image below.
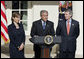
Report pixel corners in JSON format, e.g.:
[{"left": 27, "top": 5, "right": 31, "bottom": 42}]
[
  {"left": 12, "top": 1, "right": 19, "bottom": 9},
  {"left": 12, "top": 1, "right": 28, "bottom": 31}
]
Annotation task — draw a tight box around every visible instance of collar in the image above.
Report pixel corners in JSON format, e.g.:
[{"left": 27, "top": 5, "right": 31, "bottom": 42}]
[
  {"left": 41, "top": 18, "right": 47, "bottom": 22},
  {"left": 67, "top": 18, "right": 72, "bottom": 23}
]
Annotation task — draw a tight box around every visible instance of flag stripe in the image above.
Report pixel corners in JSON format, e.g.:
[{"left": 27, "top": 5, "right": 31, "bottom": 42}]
[
  {"left": 1, "top": 1, "right": 9, "bottom": 44},
  {"left": 1, "top": 3, "right": 5, "bottom": 13},
  {"left": 1, "top": 1, "right": 6, "bottom": 9},
  {"left": 1, "top": 21, "right": 8, "bottom": 34},
  {"left": 1, "top": 26, "right": 9, "bottom": 40},
  {"left": 1, "top": 9, "right": 7, "bottom": 22},
  {"left": 1, "top": 15, "right": 7, "bottom": 27},
  {"left": 1, "top": 31, "right": 8, "bottom": 41},
  {"left": 1, "top": 35, "right": 10, "bottom": 44}
]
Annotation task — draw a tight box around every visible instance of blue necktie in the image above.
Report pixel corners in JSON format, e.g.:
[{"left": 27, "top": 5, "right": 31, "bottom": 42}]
[{"left": 43, "top": 21, "right": 46, "bottom": 30}]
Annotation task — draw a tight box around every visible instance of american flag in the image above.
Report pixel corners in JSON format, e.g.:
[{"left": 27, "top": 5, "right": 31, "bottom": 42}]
[{"left": 1, "top": 1, "right": 10, "bottom": 45}]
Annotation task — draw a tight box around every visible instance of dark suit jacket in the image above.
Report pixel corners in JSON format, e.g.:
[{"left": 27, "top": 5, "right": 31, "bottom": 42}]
[
  {"left": 56, "top": 19, "right": 80, "bottom": 52},
  {"left": 8, "top": 22, "right": 25, "bottom": 58},
  {"left": 30, "top": 19, "right": 55, "bottom": 51}
]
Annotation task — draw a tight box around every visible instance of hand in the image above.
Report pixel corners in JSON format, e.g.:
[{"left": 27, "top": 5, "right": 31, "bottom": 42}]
[{"left": 18, "top": 43, "right": 24, "bottom": 51}]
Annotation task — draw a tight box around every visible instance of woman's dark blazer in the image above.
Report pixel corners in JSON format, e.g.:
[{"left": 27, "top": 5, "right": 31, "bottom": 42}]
[{"left": 8, "top": 22, "right": 25, "bottom": 58}]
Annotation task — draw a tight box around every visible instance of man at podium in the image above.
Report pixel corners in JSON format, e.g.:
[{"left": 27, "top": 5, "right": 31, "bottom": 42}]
[{"left": 30, "top": 10, "right": 55, "bottom": 58}]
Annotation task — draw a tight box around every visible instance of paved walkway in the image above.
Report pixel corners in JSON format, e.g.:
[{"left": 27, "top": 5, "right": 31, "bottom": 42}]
[{"left": 1, "top": 53, "right": 83, "bottom": 58}]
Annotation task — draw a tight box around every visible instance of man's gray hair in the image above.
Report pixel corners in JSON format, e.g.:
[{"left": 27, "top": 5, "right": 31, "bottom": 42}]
[
  {"left": 65, "top": 9, "right": 73, "bottom": 17},
  {"left": 40, "top": 10, "right": 48, "bottom": 16}
]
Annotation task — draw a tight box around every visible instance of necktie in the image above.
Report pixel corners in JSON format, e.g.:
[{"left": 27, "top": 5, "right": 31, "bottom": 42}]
[
  {"left": 67, "top": 20, "right": 70, "bottom": 35},
  {"left": 43, "top": 21, "right": 46, "bottom": 30}
]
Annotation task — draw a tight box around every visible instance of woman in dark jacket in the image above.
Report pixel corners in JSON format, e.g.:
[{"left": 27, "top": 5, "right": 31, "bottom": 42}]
[{"left": 8, "top": 12, "right": 25, "bottom": 58}]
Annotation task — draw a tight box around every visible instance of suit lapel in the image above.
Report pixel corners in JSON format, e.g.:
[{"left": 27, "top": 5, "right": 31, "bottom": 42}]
[
  {"left": 63, "top": 20, "right": 67, "bottom": 35},
  {"left": 45, "top": 20, "right": 49, "bottom": 31},
  {"left": 39, "top": 20, "right": 50, "bottom": 35},
  {"left": 40, "top": 19, "right": 49, "bottom": 31},
  {"left": 69, "top": 19, "right": 74, "bottom": 36},
  {"left": 39, "top": 20, "right": 44, "bottom": 32},
  {"left": 65, "top": 19, "right": 74, "bottom": 36}
]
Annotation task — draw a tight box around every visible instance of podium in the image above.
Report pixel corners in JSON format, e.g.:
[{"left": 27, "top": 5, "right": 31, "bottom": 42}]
[{"left": 29, "top": 35, "right": 61, "bottom": 58}]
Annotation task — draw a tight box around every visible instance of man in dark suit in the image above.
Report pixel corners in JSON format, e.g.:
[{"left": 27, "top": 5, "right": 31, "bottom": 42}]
[
  {"left": 56, "top": 9, "right": 80, "bottom": 58},
  {"left": 30, "top": 10, "right": 55, "bottom": 58}
]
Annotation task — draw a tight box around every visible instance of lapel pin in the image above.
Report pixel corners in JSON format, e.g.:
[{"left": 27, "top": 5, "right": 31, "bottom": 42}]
[{"left": 72, "top": 24, "right": 74, "bottom": 26}]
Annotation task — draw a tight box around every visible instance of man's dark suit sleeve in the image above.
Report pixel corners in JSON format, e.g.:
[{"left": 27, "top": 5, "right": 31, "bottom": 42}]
[
  {"left": 75, "top": 22, "right": 80, "bottom": 38},
  {"left": 56, "top": 21, "right": 61, "bottom": 36},
  {"left": 50, "top": 23, "right": 55, "bottom": 36},
  {"left": 30, "top": 22, "right": 36, "bottom": 37}
]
